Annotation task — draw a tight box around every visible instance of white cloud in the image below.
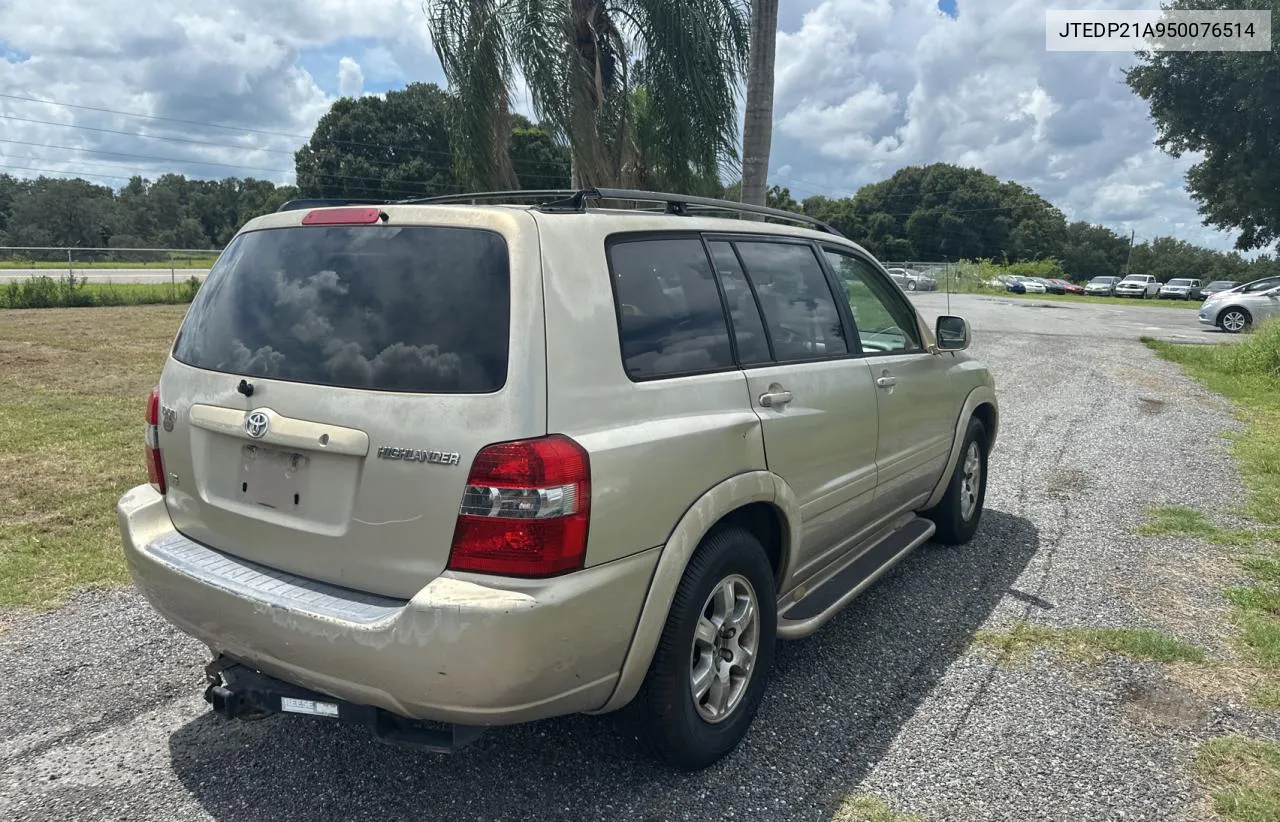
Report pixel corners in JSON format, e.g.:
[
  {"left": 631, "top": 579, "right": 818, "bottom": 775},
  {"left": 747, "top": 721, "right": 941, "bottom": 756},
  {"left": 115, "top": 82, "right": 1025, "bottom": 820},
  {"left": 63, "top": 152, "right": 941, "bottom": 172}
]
[
  {"left": 770, "top": 0, "right": 1250, "bottom": 252},
  {"left": 337, "top": 57, "right": 365, "bottom": 98},
  {"left": 0, "top": 0, "right": 1257, "bottom": 251}
]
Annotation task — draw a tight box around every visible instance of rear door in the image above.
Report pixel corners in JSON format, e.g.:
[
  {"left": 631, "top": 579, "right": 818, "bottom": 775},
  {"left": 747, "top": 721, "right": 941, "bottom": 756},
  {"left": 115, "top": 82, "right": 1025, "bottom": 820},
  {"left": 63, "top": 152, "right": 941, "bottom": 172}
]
[
  {"left": 707, "top": 238, "right": 880, "bottom": 578},
  {"left": 820, "top": 247, "right": 954, "bottom": 514},
  {"left": 155, "top": 209, "right": 545, "bottom": 599}
]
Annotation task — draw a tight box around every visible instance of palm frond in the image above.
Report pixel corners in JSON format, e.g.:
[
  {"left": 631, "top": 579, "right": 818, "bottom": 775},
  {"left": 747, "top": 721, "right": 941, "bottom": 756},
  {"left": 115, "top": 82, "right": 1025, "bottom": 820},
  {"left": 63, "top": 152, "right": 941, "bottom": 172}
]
[
  {"left": 615, "top": 0, "right": 750, "bottom": 191},
  {"left": 424, "top": 0, "right": 518, "bottom": 189}
]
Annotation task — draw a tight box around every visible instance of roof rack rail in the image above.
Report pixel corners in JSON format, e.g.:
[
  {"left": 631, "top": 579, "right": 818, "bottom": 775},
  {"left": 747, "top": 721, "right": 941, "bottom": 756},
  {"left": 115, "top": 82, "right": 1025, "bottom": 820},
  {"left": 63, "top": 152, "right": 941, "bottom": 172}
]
[
  {"left": 276, "top": 198, "right": 391, "bottom": 213},
  {"left": 395, "top": 188, "right": 843, "bottom": 237}
]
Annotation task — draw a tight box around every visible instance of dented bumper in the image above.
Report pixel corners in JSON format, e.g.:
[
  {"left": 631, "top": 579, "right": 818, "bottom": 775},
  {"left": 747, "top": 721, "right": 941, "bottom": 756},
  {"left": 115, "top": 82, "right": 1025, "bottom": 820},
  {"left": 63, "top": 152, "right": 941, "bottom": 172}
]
[{"left": 116, "top": 484, "right": 659, "bottom": 726}]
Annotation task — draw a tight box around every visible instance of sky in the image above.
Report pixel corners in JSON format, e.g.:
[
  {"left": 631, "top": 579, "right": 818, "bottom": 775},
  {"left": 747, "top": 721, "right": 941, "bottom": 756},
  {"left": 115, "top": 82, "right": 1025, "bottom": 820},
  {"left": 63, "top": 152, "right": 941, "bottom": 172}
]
[{"left": 0, "top": 0, "right": 1255, "bottom": 253}]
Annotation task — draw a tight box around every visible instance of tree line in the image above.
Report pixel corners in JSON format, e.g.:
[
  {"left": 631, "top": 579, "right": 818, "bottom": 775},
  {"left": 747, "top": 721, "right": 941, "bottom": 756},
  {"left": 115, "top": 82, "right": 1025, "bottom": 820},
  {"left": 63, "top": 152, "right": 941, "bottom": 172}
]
[{"left": 2, "top": 151, "right": 1276, "bottom": 283}]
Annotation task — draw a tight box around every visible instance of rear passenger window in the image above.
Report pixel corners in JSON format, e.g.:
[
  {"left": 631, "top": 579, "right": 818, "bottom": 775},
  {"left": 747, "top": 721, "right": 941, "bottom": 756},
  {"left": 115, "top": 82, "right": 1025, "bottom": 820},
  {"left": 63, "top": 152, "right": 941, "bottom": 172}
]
[
  {"left": 731, "top": 242, "right": 849, "bottom": 361},
  {"left": 608, "top": 238, "right": 735, "bottom": 380},
  {"left": 707, "top": 242, "right": 773, "bottom": 365}
]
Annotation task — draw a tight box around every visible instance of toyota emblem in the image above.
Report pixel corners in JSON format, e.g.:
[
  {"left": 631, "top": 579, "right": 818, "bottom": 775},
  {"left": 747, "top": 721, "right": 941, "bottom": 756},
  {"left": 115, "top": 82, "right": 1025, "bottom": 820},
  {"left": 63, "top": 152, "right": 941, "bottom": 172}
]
[{"left": 245, "top": 410, "right": 270, "bottom": 439}]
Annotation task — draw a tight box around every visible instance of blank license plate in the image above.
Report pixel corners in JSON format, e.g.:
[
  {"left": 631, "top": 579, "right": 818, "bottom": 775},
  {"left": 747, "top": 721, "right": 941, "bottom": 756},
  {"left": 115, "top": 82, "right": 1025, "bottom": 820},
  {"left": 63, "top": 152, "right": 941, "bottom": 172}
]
[{"left": 238, "top": 445, "right": 311, "bottom": 510}]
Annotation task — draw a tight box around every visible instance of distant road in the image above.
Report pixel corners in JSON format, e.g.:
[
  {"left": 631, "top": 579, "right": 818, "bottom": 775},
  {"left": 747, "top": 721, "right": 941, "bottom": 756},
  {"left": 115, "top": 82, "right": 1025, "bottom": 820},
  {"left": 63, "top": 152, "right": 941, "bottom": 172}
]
[{"left": 0, "top": 268, "right": 210, "bottom": 284}]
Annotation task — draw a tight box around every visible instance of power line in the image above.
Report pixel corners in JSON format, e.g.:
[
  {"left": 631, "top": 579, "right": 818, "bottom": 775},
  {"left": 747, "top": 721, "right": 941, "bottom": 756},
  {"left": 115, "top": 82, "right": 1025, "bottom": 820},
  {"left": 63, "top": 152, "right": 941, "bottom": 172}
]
[
  {"left": 1, "top": 138, "right": 574, "bottom": 189},
  {"left": 0, "top": 95, "right": 572, "bottom": 172},
  {"left": 0, "top": 157, "right": 568, "bottom": 201},
  {"left": 0, "top": 92, "right": 320, "bottom": 141}
]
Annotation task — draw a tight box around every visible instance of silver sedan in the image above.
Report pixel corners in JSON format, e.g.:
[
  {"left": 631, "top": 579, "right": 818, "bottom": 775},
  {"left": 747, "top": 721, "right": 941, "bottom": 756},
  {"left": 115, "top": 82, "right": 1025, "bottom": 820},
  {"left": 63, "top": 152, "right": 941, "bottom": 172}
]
[{"left": 1198, "top": 276, "right": 1280, "bottom": 333}]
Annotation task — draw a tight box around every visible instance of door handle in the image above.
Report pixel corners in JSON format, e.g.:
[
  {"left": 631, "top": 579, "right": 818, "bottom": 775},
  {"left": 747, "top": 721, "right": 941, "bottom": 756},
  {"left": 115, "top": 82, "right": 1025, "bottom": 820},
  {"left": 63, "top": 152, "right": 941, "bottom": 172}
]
[
  {"left": 876, "top": 375, "right": 897, "bottom": 388},
  {"left": 759, "top": 390, "right": 793, "bottom": 408}
]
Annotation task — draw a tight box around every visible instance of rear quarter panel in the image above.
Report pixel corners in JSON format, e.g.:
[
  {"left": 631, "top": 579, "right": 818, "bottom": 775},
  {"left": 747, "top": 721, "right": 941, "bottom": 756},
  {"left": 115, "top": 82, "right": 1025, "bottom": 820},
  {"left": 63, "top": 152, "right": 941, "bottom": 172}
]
[{"left": 535, "top": 213, "right": 771, "bottom": 567}]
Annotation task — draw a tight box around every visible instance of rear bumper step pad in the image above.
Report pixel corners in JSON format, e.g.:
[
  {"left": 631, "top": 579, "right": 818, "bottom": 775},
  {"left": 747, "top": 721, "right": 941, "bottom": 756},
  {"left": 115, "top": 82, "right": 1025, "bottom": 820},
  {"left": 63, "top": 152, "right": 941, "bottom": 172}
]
[{"left": 203, "top": 657, "right": 485, "bottom": 753}]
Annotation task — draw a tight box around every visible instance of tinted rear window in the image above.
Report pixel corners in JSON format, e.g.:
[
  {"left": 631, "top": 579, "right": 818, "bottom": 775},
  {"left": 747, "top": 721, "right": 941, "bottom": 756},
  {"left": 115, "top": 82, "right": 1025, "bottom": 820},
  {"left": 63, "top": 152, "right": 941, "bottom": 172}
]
[
  {"left": 607, "top": 237, "right": 734, "bottom": 380},
  {"left": 173, "top": 225, "right": 510, "bottom": 393}
]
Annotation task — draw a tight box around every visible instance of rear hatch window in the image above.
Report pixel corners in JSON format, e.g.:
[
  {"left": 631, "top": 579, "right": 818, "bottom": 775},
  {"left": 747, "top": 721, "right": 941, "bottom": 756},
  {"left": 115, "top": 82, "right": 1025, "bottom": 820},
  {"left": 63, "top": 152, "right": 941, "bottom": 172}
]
[{"left": 173, "top": 225, "right": 511, "bottom": 393}]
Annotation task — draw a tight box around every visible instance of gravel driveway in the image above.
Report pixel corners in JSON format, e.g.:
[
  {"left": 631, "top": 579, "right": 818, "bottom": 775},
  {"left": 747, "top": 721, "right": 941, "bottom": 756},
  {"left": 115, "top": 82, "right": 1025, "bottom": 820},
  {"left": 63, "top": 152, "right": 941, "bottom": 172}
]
[{"left": 1, "top": 296, "right": 1272, "bottom": 821}]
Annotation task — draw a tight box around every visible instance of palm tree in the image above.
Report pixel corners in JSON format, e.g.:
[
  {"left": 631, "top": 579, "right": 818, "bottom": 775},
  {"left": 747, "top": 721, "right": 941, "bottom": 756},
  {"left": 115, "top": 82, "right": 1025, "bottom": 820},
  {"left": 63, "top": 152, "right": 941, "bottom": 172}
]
[
  {"left": 740, "top": 0, "right": 778, "bottom": 210},
  {"left": 424, "top": 0, "right": 750, "bottom": 192}
]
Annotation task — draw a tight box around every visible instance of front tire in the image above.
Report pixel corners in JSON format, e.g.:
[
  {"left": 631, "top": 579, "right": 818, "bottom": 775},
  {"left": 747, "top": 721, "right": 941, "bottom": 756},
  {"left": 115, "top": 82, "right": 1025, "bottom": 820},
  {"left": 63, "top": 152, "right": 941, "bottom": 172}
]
[
  {"left": 1219, "top": 307, "right": 1251, "bottom": 333},
  {"left": 922, "top": 417, "right": 989, "bottom": 545},
  {"left": 630, "top": 525, "right": 777, "bottom": 770},
  {"left": 906, "top": 280, "right": 918, "bottom": 292}
]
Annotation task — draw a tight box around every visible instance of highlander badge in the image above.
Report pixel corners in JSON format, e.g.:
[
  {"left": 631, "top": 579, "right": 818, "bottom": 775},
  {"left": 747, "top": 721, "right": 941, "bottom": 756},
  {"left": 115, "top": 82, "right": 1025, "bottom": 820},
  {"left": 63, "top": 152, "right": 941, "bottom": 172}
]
[{"left": 377, "top": 446, "right": 461, "bottom": 466}]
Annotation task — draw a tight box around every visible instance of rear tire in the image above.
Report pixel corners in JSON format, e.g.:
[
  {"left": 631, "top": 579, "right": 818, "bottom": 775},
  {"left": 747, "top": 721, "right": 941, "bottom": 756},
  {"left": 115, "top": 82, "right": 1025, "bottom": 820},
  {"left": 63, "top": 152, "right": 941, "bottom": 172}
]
[
  {"left": 629, "top": 525, "right": 777, "bottom": 771},
  {"left": 922, "top": 417, "right": 989, "bottom": 545}
]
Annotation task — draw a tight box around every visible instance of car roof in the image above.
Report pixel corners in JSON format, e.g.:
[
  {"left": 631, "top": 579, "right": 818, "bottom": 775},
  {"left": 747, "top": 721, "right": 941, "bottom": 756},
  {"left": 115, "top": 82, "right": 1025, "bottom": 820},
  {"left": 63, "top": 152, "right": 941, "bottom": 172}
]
[{"left": 239, "top": 202, "right": 877, "bottom": 258}]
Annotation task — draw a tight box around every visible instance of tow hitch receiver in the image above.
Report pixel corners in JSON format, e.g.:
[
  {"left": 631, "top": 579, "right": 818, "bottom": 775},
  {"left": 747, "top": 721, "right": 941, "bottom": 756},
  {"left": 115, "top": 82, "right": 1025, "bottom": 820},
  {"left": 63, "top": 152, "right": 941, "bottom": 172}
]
[{"left": 202, "top": 657, "right": 485, "bottom": 753}]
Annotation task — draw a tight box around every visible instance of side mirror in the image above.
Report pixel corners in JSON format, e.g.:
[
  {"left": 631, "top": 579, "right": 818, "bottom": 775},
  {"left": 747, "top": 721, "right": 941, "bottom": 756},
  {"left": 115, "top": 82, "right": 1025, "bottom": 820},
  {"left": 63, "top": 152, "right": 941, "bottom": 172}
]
[{"left": 936, "top": 315, "right": 970, "bottom": 351}]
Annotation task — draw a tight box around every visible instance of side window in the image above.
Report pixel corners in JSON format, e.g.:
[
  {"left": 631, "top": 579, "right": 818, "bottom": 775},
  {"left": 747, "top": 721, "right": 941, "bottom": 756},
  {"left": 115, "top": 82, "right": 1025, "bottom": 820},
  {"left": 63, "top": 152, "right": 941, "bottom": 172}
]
[
  {"left": 608, "top": 237, "right": 735, "bottom": 380},
  {"left": 1244, "top": 277, "right": 1280, "bottom": 293},
  {"left": 707, "top": 242, "right": 773, "bottom": 365},
  {"left": 732, "top": 242, "right": 849, "bottom": 361},
  {"left": 822, "top": 249, "right": 923, "bottom": 354}
]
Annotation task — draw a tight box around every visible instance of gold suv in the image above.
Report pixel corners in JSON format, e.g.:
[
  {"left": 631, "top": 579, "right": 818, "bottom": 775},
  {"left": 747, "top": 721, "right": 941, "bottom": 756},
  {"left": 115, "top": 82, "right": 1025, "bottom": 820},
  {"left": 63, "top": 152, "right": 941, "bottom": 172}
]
[{"left": 117, "top": 189, "right": 998, "bottom": 770}]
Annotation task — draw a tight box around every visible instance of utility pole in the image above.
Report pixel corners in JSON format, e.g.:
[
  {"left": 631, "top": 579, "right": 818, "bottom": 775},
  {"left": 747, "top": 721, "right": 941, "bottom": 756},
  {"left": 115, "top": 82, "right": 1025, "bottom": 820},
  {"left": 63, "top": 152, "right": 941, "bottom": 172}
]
[{"left": 1123, "top": 229, "right": 1136, "bottom": 275}]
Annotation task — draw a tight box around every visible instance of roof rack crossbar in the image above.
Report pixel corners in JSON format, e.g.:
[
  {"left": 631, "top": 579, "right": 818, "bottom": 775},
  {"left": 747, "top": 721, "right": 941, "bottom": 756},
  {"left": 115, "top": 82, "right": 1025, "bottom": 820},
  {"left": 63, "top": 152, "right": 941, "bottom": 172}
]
[
  {"left": 585, "top": 188, "right": 842, "bottom": 236},
  {"left": 395, "top": 190, "right": 581, "bottom": 207},
  {"left": 385, "top": 187, "right": 844, "bottom": 237},
  {"left": 276, "top": 198, "right": 391, "bottom": 213}
]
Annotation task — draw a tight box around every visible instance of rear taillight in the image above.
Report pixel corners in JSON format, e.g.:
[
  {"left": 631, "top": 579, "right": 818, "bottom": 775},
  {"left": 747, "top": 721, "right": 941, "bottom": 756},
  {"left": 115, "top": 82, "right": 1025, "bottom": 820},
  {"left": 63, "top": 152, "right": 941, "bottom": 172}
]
[
  {"left": 145, "top": 387, "right": 167, "bottom": 494},
  {"left": 447, "top": 435, "right": 590, "bottom": 577}
]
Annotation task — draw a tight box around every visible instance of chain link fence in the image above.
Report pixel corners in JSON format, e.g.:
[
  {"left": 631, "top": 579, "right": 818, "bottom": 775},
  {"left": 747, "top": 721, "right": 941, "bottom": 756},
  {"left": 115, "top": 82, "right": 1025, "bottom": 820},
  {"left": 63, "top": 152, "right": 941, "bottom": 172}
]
[{"left": 0, "top": 247, "right": 220, "bottom": 308}]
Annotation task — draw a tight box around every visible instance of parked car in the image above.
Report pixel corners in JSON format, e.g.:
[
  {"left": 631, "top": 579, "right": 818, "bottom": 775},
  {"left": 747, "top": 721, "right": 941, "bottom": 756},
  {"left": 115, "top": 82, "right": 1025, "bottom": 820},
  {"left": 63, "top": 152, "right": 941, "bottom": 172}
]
[
  {"left": 1041, "top": 278, "right": 1066, "bottom": 295},
  {"left": 1062, "top": 280, "right": 1084, "bottom": 294},
  {"left": 1005, "top": 275, "right": 1046, "bottom": 294},
  {"left": 1114, "top": 274, "right": 1162, "bottom": 298},
  {"left": 1199, "top": 275, "right": 1280, "bottom": 333},
  {"left": 985, "top": 274, "right": 1013, "bottom": 290},
  {"left": 1083, "top": 276, "right": 1120, "bottom": 296},
  {"left": 116, "top": 189, "right": 999, "bottom": 771},
  {"left": 1201, "top": 280, "right": 1241, "bottom": 299},
  {"left": 1158, "top": 278, "right": 1203, "bottom": 300},
  {"left": 884, "top": 267, "right": 938, "bottom": 292}
]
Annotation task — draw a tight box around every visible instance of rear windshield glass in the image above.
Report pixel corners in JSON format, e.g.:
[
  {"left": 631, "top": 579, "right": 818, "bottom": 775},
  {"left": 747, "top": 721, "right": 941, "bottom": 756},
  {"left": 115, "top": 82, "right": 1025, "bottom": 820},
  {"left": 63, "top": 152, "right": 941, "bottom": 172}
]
[{"left": 173, "top": 225, "right": 510, "bottom": 393}]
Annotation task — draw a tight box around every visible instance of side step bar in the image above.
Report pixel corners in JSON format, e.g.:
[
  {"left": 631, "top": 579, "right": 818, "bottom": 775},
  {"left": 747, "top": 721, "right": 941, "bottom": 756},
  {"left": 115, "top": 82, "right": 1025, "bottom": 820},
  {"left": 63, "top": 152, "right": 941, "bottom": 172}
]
[
  {"left": 778, "top": 517, "right": 936, "bottom": 639},
  {"left": 203, "top": 658, "right": 485, "bottom": 753}
]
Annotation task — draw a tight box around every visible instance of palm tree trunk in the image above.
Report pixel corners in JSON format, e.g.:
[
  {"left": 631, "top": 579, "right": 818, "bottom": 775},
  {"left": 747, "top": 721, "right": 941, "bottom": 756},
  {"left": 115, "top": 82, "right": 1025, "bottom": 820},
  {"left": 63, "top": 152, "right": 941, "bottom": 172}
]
[
  {"left": 493, "top": 89, "right": 519, "bottom": 190},
  {"left": 567, "top": 0, "right": 615, "bottom": 188},
  {"left": 741, "top": 0, "right": 779, "bottom": 211}
]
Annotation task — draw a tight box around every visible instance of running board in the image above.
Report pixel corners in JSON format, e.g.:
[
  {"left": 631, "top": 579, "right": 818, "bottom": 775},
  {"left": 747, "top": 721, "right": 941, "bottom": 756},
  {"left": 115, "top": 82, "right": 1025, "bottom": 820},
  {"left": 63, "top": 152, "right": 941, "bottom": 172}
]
[{"left": 777, "top": 517, "right": 936, "bottom": 639}]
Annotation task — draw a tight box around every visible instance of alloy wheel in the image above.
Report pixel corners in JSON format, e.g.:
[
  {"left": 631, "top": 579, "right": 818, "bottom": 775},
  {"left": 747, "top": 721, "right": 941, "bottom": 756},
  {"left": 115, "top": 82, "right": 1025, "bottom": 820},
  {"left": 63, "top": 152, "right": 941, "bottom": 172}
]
[{"left": 690, "top": 574, "right": 760, "bottom": 724}]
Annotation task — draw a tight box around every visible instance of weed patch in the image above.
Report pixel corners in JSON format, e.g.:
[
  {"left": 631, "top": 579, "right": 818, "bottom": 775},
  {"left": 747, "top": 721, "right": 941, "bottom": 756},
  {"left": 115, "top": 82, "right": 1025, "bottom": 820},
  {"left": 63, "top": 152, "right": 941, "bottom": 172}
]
[
  {"left": 1195, "top": 735, "right": 1280, "bottom": 822},
  {"left": 975, "top": 621, "right": 1207, "bottom": 665}
]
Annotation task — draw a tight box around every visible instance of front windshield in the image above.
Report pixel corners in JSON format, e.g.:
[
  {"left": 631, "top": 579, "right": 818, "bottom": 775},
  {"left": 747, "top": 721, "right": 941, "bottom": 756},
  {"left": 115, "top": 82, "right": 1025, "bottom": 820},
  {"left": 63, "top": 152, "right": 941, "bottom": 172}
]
[
  {"left": 1207, "top": 281, "right": 1238, "bottom": 289},
  {"left": 1168, "top": 279, "right": 1192, "bottom": 286},
  {"left": 1122, "top": 275, "right": 1145, "bottom": 282},
  {"left": 1089, "top": 277, "right": 1112, "bottom": 283}
]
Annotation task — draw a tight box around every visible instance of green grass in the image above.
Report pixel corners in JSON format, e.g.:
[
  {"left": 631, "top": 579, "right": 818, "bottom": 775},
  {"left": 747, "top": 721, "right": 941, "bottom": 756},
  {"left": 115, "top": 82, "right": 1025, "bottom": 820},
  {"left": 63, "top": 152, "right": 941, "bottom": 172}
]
[
  {"left": 993, "top": 290, "right": 1202, "bottom": 309},
  {"left": 0, "top": 257, "right": 217, "bottom": 269},
  {"left": 2, "top": 275, "right": 201, "bottom": 309},
  {"left": 1145, "top": 324, "right": 1280, "bottom": 525},
  {"left": 975, "top": 621, "right": 1207, "bottom": 665},
  {"left": 1140, "top": 505, "right": 1280, "bottom": 548},
  {"left": 0, "top": 305, "right": 188, "bottom": 608},
  {"left": 831, "top": 795, "right": 923, "bottom": 822},
  {"left": 1196, "top": 736, "right": 1280, "bottom": 822},
  {"left": 1144, "top": 323, "right": 1280, "bottom": 710}
]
